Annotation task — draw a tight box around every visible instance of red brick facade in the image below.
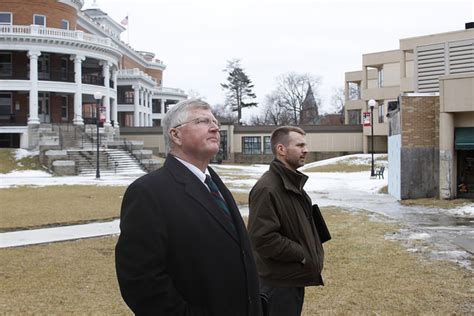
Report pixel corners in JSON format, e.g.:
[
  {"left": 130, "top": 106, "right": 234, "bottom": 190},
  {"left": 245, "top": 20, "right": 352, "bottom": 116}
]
[{"left": 1, "top": 0, "right": 77, "bottom": 29}]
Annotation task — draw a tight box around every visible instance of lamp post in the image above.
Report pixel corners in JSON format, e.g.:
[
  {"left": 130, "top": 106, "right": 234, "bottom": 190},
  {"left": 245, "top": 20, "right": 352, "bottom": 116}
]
[
  {"left": 93, "top": 92, "right": 102, "bottom": 179},
  {"left": 368, "top": 99, "right": 377, "bottom": 178}
]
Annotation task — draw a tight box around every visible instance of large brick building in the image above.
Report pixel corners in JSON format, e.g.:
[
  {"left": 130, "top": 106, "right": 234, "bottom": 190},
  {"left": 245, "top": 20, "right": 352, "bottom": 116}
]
[{"left": 0, "top": 0, "right": 186, "bottom": 148}]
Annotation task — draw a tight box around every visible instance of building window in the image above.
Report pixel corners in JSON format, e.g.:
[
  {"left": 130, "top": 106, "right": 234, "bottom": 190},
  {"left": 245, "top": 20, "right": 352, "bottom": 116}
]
[
  {"left": 60, "top": 19, "right": 69, "bottom": 30},
  {"left": 242, "top": 136, "right": 261, "bottom": 155},
  {"left": 263, "top": 136, "right": 272, "bottom": 154},
  {"left": 378, "top": 67, "right": 384, "bottom": 88},
  {"left": 0, "top": 52, "right": 12, "bottom": 78},
  {"left": 0, "top": 93, "right": 12, "bottom": 115},
  {"left": 347, "top": 110, "right": 361, "bottom": 125},
  {"left": 33, "top": 14, "right": 46, "bottom": 26},
  {"left": 61, "top": 96, "right": 68, "bottom": 120},
  {"left": 152, "top": 99, "right": 161, "bottom": 113},
  {"left": 38, "top": 54, "right": 50, "bottom": 80},
  {"left": 378, "top": 103, "right": 384, "bottom": 123},
  {"left": 0, "top": 12, "right": 12, "bottom": 25},
  {"left": 60, "top": 56, "right": 69, "bottom": 81}
]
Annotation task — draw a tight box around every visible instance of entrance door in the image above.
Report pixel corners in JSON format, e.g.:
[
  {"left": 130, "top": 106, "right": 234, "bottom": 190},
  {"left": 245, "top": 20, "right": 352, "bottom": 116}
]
[{"left": 38, "top": 92, "right": 50, "bottom": 123}]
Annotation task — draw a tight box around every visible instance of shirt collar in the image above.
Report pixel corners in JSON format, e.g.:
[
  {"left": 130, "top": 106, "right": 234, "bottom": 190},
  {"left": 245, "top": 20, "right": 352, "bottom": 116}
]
[{"left": 173, "top": 155, "right": 210, "bottom": 184}]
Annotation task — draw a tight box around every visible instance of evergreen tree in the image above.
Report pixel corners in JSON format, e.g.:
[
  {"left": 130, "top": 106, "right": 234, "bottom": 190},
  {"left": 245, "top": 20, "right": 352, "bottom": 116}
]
[{"left": 221, "top": 59, "right": 257, "bottom": 124}]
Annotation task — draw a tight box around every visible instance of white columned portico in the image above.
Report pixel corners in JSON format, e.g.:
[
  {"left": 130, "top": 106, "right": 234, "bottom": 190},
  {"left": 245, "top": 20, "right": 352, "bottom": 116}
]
[
  {"left": 133, "top": 85, "right": 140, "bottom": 126},
  {"left": 27, "top": 50, "right": 41, "bottom": 125},
  {"left": 101, "top": 61, "right": 111, "bottom": 126},
  {"left": 72, "top": 54, "right": 85, "bottom": 125},
  {"left": 111, "top": 68, "right": 119, "bottom": 127}
]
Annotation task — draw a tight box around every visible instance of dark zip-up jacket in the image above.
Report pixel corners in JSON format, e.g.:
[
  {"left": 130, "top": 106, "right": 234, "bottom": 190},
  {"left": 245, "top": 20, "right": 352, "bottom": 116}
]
[{"left": 248, "top": 159, "right": 324, "bottom": 287}]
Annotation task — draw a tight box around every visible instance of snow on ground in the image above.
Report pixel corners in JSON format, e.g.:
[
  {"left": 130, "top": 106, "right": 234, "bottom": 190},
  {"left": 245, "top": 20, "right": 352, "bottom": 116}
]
[{"left": 14, "top": 148, "right": 39, "bottom": 160}]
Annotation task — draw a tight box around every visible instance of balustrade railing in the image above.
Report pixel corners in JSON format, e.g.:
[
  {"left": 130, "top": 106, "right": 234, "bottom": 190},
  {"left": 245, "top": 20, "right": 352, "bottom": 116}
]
[{"left": 0, "top": 25, "right": 118, "bottom": 49}]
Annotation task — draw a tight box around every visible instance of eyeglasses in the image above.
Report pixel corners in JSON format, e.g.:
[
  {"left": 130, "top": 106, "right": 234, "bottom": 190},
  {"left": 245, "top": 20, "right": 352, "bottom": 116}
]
[{"left": 173, "top": 117, "right": 221, "bottom": 129}]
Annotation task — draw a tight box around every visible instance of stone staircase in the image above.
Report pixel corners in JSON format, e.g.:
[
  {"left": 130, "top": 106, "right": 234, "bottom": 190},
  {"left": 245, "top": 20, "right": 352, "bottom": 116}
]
[
  {"left": 39, "top": 123, "right": 160, "bottom": 176},
  {"left": 70, "top": 148, "right": 146, "bottom": 177}
]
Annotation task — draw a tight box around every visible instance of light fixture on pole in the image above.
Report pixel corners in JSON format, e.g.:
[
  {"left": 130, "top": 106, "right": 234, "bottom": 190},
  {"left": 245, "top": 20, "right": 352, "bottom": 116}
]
[
  {"left": 93, "top": 92, "right": 102, "bottom": 180},
  {"left": 368, "top": 99, "right": 377, "bottom": 178}
]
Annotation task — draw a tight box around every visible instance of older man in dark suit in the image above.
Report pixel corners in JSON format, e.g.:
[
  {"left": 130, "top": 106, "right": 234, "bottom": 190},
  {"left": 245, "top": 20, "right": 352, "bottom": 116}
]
[{"left": 115, "top": 99, "right": 262, "bottom": 316}]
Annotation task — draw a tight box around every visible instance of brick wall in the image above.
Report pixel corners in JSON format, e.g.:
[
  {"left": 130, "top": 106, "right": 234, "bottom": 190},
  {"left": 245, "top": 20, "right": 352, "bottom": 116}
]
[
  {"left": 3, "top": 0, "right": 77, "bottom": 29},
  {"left": 401, "top": 96, "right": 440, "bottom": 148}
]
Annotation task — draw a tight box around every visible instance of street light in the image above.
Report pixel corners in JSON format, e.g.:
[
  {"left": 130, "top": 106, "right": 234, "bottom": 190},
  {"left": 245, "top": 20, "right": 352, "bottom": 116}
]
[
  {"left": 368, "top": 99, "right": 377, "bottom": 178},
  {"left": 93, "top": 92, "right": 102, "bottom": 179}
]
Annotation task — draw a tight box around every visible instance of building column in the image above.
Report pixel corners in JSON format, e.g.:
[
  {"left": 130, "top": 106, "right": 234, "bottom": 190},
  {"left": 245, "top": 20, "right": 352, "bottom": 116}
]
[
  {"left": 27, "top": 50, "right": 41, "bottom": 125},
  {"left": 362, "top": 66, "right": 368, "bottom": 90},
  {"left": 111, "top": 68, "right": 118, "bottom": 127},
  {"left": 161, "top": 98, "right": 165, "bottom": 114},
  {"left": 72, "top": 54, "right": 85, "bottom": 125},
  {"left": 133, "top": 85, "right": 140, "bottom": 126},
  {"left": 439, "top": 112, "right": 455, "bottom": 199},
  {"left": 147, "top": 91, "right": 152, "bottom": 126},
  {"left": 400, "top": 50, "right": 406, "bottom": 79},
  {"left": 101, "top": 61, "right": 111, "bottom": 126}
]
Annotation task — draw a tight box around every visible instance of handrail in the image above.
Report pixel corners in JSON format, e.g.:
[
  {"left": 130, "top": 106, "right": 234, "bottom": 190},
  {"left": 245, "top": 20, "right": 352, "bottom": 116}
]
[{"left": 0, "top": 25, "right": 118, "bottom": 49}]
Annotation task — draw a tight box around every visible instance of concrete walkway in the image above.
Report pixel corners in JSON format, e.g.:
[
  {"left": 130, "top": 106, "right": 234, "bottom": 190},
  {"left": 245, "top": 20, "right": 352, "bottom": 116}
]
[{"left": 0, "top": 220, "right": 119, "bottom": 248}]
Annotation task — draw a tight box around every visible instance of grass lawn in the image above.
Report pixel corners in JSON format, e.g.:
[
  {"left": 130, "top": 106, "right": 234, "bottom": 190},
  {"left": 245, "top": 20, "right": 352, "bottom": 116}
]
[
  {"left": 0, "top": 186, "right": 128, "bottom": 231},
  {"left": 1, "top": 208, "right": 472, "bottom": 314},
  {"left": 0, "top": 148, "right": 41, "bottom": 173},
  {"left": 0, "top": 186, "right": 250, "bottom": 231}
]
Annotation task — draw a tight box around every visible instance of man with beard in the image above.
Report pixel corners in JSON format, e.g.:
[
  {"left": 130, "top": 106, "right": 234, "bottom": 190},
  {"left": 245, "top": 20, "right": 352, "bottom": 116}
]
[{"left": 248, "top": 126, "right": 325, "bottom": 316}]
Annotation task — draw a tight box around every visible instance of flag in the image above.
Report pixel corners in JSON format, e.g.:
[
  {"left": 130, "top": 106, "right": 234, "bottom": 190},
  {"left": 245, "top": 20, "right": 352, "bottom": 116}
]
[{"left": 120, "top": 16, "right": 128, "bottom": 26}]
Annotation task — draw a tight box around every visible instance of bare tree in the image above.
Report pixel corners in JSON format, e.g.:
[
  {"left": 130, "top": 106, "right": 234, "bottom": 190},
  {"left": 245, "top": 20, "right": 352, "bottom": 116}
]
[
  {"left": 330, "top": 87, "right": 345, "bottom": 114},
  {"left": 269, "top": 72, "right": 321, "bottom": 124},
  {"left": 260, "top": 94, "right": 293, "bottom": 125}
]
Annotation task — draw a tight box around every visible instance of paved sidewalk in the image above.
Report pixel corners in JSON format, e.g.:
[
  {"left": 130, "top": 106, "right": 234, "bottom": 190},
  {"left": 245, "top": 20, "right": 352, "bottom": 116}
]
[{"left": 0, "top": 220, "right": 119, "bottom": 248}]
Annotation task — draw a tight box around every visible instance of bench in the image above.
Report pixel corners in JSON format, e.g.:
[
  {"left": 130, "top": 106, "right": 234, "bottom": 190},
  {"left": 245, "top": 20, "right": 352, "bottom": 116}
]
[{"left": 375, "top": 166, "right": 385, "bottom": 179}]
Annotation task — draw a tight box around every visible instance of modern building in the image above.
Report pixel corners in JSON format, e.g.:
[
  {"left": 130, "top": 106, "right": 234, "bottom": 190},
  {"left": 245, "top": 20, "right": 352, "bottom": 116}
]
[
  {"left": 0, "top": 0, "right": 186, "bottom": 149},
  {"left": 344, "top": 23, "right": 474, "bottom": 199}
]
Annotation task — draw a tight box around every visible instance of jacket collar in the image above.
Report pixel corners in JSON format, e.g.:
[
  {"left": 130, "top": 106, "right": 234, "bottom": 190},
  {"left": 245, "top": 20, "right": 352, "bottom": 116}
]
[
  {"left": 164, "top": 155, "right": 240, "bottom": 243},
  {"left": 270, "top": 159, "right": 308, "bottom": 195}
]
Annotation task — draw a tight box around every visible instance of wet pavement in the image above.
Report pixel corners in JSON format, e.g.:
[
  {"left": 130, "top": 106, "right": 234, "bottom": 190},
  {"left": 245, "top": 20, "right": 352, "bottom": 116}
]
[{"left": 307, "top": 187, "right": 474, "bottom": 272}]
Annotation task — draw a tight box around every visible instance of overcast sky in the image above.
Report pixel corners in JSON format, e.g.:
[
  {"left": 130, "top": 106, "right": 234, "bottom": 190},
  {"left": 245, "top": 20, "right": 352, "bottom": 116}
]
[{"left": 85, "top": 0, "right": 473, "bottom": 118}]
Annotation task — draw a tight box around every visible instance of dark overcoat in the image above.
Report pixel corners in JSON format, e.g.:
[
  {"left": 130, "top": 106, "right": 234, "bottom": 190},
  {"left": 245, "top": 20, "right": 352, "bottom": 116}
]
[{"left": 115, "top": 155, "right": 261, "bottom": 316}]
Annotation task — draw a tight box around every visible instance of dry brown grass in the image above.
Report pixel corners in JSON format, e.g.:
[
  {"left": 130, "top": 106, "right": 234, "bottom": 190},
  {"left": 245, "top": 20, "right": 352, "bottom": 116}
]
[
  {"left": 400, "top": 197, "right": 473, "bottom": 209},
  {"left": 0, "top": 186, "right": 250, "bottom": 231},
  {"left": 302, "top": 209, "right": 474, "bottom": 315},
  {"left": 1, "top": 208, "right": 472, "bottom": 314},
  {"left": 0, "top": 186, "right": 127, "bottom": 231},
  {"left": 0, "top": 148, "right": 42, "bottom": 173}
]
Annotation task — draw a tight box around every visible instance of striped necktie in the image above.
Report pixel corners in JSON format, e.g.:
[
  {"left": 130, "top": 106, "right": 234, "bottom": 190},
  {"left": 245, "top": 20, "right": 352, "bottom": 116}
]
[{"left": 205, "top": 175, "right": 235, "bottom": 229}]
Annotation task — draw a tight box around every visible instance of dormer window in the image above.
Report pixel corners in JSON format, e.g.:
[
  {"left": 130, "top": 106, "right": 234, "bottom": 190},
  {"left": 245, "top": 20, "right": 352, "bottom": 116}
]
[
  {"left": 33, "top": 14, "right": 46, "bottom": 26},
  {"left": 61, "top": 19, "right": 69, "bottom": 30},
  {"left": 0, "top": 12, "right": 12, "bottom": 25}
]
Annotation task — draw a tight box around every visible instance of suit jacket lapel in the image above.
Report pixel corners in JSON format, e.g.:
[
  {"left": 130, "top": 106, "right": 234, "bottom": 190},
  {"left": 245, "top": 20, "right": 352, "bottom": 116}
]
[{"left": 164, "top": 156, "right": 240, "bottom": 243}]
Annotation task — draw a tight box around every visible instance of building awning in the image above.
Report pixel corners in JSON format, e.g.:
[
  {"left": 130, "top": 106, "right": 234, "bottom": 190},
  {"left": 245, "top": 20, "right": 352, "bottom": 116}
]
[{"left": 455, "top": 127, "right": 474, "bottom": 150}]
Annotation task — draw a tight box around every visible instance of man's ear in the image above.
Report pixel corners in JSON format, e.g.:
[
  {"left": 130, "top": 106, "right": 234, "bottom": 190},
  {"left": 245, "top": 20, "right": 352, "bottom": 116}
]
[
  {"left": 169, "top": 128, "right": 182, "bottom": 146},
  {"left": 276, "top": 143, "right": 286, "bottom": 156}
]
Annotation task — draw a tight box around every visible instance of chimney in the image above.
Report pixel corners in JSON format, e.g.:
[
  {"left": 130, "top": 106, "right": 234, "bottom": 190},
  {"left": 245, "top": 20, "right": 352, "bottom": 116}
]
[{"left": 466, "top": 22, "right": 474, "bottom": 29}]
